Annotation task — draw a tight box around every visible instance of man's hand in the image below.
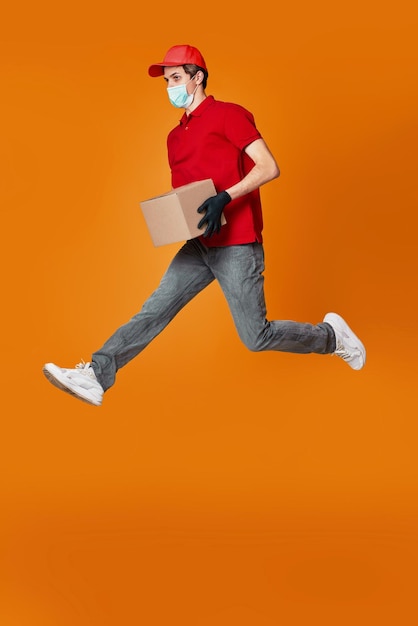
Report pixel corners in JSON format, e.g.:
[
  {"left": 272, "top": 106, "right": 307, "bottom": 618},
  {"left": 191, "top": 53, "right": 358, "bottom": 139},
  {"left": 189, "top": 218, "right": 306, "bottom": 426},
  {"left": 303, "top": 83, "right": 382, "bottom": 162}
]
[{"left": 197, "top": 191, "right": 231, "bottom": 238}]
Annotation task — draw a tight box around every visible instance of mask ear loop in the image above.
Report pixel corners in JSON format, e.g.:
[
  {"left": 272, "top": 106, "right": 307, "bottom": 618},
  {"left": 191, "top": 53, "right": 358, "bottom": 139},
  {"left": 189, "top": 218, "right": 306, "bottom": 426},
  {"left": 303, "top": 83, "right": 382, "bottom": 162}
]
[
  {"left": 185, "top": 74, "right": 198, "bottom": 99},
  {"left": 191, "top": 72, "right": 201, "bottom": 95}
]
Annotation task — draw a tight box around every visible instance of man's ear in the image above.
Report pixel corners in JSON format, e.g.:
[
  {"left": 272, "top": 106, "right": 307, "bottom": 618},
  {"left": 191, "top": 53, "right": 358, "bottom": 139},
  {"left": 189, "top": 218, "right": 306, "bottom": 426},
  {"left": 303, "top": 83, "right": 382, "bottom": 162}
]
[{"left": 195, "top": 70, "right": 204, "bottom": 85}]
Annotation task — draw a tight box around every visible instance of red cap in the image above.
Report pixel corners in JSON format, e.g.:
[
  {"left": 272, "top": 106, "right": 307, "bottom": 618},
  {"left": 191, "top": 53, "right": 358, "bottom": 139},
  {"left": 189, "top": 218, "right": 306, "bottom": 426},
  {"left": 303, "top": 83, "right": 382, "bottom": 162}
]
[{"left": 148, "top": 44, "right": 207, "bottom": 77}]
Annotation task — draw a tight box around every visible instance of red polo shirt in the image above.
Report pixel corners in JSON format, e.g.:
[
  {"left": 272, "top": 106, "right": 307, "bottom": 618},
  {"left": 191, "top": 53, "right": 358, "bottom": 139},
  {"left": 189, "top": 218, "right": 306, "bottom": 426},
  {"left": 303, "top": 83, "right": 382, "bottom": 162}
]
[{"left": 167, "top": 95, "right": 263, "bottom": 247}]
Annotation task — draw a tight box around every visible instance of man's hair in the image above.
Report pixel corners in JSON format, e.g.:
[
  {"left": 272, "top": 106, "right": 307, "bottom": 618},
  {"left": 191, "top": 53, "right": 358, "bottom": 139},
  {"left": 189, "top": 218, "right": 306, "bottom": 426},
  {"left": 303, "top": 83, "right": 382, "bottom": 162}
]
[{"left": 183, "top": 64, "right": 208, "bottom": 89}]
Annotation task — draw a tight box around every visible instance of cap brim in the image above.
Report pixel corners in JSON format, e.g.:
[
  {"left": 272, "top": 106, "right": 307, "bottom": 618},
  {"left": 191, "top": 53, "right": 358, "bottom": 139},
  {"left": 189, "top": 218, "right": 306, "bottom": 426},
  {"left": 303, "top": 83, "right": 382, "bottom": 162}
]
[
  {"left": 148, "top": 64, "right": 164, "bottom": 77},
  {"left": 148, "top": 62, "right": 184, "bottom": 77}
]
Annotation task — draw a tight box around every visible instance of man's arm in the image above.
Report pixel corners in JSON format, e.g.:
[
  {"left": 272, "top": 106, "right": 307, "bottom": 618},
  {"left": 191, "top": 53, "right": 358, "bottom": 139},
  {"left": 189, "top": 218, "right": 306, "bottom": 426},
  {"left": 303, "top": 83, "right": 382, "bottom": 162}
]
[
  {"left": 226, "top": 138, "right": 280, "bottom": 200},
  {"left": 197, "top": 138, "right": 280, "bottom": 238}
]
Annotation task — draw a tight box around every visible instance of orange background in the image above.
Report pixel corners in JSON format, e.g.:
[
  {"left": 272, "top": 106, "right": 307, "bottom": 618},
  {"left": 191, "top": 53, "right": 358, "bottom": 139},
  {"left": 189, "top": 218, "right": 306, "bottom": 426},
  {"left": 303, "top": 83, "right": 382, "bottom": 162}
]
[{"left": 1, "top": 1, "right": 418, "bottom": 624}]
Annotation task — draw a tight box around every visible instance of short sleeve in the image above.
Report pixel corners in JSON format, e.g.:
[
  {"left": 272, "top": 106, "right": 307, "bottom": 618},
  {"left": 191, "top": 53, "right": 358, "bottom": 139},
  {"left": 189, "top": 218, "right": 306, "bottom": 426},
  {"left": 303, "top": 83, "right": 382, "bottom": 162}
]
[{"left": 223, "top": 103, "right": 262, "bottom": 151}]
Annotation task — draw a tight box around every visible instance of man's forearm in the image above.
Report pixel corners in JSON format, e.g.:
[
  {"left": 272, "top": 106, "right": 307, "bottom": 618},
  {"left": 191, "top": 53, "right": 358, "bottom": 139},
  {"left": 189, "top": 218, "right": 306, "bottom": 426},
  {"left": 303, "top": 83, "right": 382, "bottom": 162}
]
[
  {"left": 226, "top": 161, "right": 280, "bottom": 200},
  {"left": 225, "top": 138, "right": 280, "bottom": 201}
]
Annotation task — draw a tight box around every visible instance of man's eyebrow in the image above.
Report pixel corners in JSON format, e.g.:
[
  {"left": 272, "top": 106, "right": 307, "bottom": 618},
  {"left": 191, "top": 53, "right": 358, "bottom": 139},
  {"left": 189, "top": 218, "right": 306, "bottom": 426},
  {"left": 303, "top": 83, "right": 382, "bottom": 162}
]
[{"left": 164, "top": 71, "right": 181, "bottom": 81}]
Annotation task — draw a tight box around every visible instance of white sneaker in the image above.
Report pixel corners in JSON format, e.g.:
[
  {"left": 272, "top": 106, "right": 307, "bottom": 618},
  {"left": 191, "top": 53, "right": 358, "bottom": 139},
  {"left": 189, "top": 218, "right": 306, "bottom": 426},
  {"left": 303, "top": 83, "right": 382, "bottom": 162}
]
[
  {"left": 43, "top": 361, "right": 104, "bottom": 406},
  {"left": 323, "top": 312, "right": 366, "bottom": 370}
]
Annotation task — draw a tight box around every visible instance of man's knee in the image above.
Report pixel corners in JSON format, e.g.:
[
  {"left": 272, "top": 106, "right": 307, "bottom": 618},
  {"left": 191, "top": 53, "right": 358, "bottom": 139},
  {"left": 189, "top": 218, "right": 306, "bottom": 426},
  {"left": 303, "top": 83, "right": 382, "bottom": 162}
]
[{"left": 240, "top": 332, "right": 266, "bottom": 352}]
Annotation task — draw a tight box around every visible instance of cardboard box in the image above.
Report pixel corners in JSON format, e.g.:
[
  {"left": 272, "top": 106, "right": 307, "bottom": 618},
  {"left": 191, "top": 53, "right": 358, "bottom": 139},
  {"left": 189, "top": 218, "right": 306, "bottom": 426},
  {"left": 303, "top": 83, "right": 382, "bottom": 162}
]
[{"left": 140, "top": 179, "right": 226, "bottom": 247}]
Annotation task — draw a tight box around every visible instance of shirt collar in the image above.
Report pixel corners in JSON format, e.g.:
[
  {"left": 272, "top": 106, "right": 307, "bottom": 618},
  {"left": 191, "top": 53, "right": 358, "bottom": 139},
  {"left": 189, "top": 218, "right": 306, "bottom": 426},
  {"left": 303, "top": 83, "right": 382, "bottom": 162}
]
[{"left": 179, "top": 95, "right": 215, "bottom": 125}]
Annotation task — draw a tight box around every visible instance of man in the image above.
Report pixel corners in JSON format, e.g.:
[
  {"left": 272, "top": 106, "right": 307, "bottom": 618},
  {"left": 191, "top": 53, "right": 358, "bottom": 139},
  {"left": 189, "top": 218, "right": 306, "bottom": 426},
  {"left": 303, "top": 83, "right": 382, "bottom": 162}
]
[{"left": 43, "top": 44, "right": 366, "bottom": 407}]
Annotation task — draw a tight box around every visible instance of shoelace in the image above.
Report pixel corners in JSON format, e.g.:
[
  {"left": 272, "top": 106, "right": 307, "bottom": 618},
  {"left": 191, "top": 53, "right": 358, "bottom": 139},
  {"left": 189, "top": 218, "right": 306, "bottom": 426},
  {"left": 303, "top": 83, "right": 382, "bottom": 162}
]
[
  {"left": 75, "top": 361, "right": 95, "bottom": 378},
  {"left": 335, "top": 340, "right": 357, "bottom": 361}
]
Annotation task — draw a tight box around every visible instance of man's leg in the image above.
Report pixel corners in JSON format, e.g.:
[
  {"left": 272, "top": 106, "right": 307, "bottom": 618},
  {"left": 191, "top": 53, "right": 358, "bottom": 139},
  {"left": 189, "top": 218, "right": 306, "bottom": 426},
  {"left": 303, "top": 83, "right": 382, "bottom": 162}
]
[
  {"left": 44, "top": 239, "right": 215, "bottom": 402},
  {"left": 210, "top": 242, "right": 335, "bottom": 354},
  {"left": 92, "top": 239, "right": 215, "bottom": 390}
]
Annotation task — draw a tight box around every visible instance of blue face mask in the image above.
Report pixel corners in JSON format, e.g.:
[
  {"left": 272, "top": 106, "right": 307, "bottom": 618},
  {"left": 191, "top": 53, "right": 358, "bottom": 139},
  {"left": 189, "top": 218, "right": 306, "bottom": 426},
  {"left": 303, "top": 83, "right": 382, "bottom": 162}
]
[{"left": 167, "top": 76, "right": 197, "bottom": 108}]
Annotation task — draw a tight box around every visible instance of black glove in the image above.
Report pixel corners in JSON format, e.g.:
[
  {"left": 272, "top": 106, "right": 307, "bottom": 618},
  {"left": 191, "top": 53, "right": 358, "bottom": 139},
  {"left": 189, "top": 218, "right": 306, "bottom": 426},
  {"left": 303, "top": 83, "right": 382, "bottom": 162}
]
[{"left": 197, "top": 190, "right": 231, "bottom": 238}]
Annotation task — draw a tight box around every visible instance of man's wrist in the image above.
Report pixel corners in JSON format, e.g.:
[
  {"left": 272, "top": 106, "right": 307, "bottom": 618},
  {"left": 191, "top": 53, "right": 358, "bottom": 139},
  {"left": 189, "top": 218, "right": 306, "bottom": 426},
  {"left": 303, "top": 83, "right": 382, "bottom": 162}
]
[{"left": 220, "top": 190, "right": 232, "bottom": 204}]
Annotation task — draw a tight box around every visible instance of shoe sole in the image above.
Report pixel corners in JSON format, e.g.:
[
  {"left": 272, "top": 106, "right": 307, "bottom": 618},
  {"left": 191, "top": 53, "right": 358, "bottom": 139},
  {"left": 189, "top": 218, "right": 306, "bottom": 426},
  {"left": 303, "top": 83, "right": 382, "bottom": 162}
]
[
  {"left": 324, "top": 312, "right": 366, "bottom": 370},
  {"left": 42, "top": 365, "right": 101, "bottom": 406}
]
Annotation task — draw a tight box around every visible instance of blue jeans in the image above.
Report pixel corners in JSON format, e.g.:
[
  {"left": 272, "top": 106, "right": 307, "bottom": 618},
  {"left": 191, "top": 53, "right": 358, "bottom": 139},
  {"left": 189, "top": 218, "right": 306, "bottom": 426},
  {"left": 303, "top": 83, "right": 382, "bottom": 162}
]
[{"left": 92, "top": 240, "right": 335, "bottom": 391}]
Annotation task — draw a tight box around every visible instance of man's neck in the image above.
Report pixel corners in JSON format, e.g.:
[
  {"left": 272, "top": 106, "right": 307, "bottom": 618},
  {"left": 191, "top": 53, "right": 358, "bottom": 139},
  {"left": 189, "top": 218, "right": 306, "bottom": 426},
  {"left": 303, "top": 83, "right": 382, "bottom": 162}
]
[{"left": 185, "top": 90, "right": 207, "bottom": 115}]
